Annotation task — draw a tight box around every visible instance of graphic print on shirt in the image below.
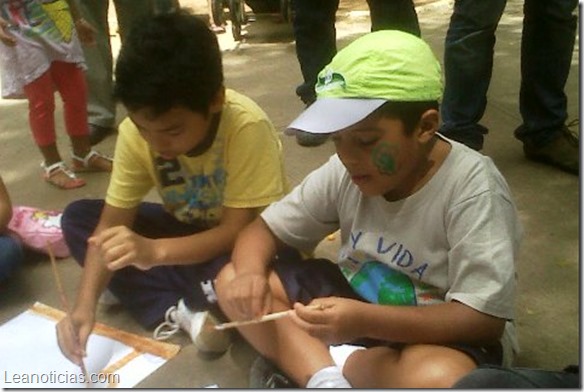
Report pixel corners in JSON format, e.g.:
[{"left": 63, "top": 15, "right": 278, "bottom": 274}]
[
  {"left": 1, "top": 0, "right": 74, "bottom": 43},
  {"left": 39, "top": 0, "right": 74, "bottom": 42},
  {"left": 155, "top": 156, "right": 226, "bottom": 224},
  {"left": 338, "top": 231, "right": 445, "bottom": 306}
]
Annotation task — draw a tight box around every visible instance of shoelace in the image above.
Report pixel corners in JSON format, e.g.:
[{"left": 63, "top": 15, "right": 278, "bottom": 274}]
[
  {"left": 566, "top": 118, "right": 579, "bottom": 129},
  {"left": 563, "top": 119, "right": 579, "bottom": 148},
  {"left": 153, "top": 305, "right": 180, "bottom": 340}
]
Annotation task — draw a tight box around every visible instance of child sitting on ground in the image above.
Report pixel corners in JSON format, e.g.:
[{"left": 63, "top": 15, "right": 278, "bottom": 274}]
[
  {"left": 55, "top": 9, "right": 293, "bottom": 365},
  {"left": 0, "top": 0, "right": 111, "bottom": 189},
  {"left": 216, "top": 30, "right": 521, "bottom": 388}
]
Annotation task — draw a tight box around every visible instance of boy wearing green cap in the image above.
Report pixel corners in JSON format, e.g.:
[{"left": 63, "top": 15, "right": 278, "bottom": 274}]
[{"left": 216, "top": 30, "right": 521, "bottom": 388}]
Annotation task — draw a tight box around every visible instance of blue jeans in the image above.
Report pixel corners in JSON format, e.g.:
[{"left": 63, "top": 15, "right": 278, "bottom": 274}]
[
  {"left": 0, "top": 234, "right": 24, "bottom": 283},
  {"left": 292, "top": 0, "right": 420, "bottom": 104},
  {"left": 441, "top": 0, "right": 577, "bottom": 150},
  {"left": 452, "top": 365, "right": 579, "bottom": 388},
  {"left": 441, "top": 0, "right": 507, "bottom": 151},
  {"left": 78, "top": 0, "right": 175, "bottom": 128},
  {"left": 515, "top": 0, "right": 578, "bottom": 147}
]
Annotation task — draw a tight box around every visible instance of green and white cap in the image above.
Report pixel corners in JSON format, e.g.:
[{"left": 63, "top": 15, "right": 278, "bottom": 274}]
[{"left": 286, "top": 30, "right": 443, "bottom": 135}]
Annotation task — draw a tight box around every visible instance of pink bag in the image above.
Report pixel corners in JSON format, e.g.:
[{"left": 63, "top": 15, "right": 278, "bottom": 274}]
[{"left": 7, "top": 206, "right": 70, "bottom": 258}]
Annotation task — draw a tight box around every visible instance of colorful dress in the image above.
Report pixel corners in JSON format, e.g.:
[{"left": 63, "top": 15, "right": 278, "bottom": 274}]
[{"left": 0, "top": 0, "right": 85, "bottom": 98}]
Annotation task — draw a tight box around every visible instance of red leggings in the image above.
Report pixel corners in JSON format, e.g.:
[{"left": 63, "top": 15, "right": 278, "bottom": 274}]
[{"left": 22, "top": 61, "right": 89, "bottom": 147}]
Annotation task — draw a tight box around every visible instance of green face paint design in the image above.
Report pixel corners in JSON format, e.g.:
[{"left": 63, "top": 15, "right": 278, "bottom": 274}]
[{"left": 372, "top": 142, "right": 398, "bottom": 175}]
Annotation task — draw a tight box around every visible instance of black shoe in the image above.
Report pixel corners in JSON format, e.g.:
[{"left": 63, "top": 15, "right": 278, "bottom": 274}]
[
  {"left": 295, "top": 84, "right": 316, "bottom": 106},
  {"left": 295, "top": 131, "right": 328, "bottom": 147},
  {"left": 249, "top": 356, "right": 298, "bottom": 388},
  {"left": 517, "top": 121, "right": 579, "bottom": 175},
  {"left": 89, "top": 124, "right": 115, "bottom": 146}
]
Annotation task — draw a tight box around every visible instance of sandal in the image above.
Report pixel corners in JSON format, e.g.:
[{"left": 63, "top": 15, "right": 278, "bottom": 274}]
[
  {"left": 71, "top": 150, "right": 113, "bottom": 172},
  {"left": 41, "top": 161, "right": 86, "bottom": 190}
]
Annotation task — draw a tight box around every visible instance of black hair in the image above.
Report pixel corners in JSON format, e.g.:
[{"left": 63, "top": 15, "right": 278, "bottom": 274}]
[
  {"left": 113, "top": 9, "right": 224, "bottom": 116},
  {"left": 369, "top": 101, "right": 439, "bottom": 135}
]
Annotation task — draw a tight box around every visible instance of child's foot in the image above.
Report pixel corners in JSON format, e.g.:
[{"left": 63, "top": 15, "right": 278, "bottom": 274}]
[
  {"left": 42, "top": 161, "right": 86, "bottom": 189},
  {"left": 72, "top": 150, "right": 113, "bottom": 172}
]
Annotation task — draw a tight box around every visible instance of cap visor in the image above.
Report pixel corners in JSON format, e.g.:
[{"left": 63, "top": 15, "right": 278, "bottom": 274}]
[{"left": 285, "top": 98, "right": 386, "bottom": 135}]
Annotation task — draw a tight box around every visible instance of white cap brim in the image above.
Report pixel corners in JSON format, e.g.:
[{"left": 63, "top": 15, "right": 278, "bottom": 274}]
[{"left": 285, "top": 98, "right": 387, "bottom": 135}]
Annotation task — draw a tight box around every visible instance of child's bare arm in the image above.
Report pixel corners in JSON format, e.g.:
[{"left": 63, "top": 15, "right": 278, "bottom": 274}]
[
  {"left": 93, "top": 205, "right": 258, "bottom": 271},
  {"left": 57, "top": 204, "right": 137, "bottom": 364},
  {"left": 219, "top": 217, "right": 283, "bottom": 320},
  {"left": 292, "top": 298, "right": 505, "bottom": 346}
]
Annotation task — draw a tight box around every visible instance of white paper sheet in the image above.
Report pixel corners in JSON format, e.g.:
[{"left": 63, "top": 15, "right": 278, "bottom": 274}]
[{"left": 0, "top": 302, "right": 180, "bottom": 388}]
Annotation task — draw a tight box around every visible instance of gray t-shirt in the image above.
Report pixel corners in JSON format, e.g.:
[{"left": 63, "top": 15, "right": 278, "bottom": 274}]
[{"left": 262, "top": 138, "right": 521, "bottom": 321}]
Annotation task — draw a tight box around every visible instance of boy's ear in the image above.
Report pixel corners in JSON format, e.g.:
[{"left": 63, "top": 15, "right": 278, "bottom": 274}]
[
  {"left": 209, "top": 86, "right": 226, "bottom": 114},
  {"left": 417, "top": 109, "right": 439, "bottom": 143}
]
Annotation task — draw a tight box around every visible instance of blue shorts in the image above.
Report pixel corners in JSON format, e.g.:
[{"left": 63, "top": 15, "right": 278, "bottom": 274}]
[{"left": 273, "top": 257, "right": 503, "bottom": 366}]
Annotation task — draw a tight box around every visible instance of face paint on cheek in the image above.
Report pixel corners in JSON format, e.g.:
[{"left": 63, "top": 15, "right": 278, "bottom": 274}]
[{"left": 372, "top": 142, "right": 398, "bottom": 175}]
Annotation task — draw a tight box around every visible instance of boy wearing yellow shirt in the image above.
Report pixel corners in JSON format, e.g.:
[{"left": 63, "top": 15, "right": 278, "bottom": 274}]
[{"left": 56, "top": 10, "right": 294, "bottom": 364}]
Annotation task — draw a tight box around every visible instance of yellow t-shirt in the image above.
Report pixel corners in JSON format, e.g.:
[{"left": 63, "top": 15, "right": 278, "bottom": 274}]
[{"left": 106, "top": 89, "right": 288, "bottom": 226}]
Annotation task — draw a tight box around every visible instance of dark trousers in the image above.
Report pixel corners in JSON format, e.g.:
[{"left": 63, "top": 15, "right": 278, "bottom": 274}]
[
  {"left": 515, "top": 0, "right": 578, "bottom": 147},
  {"left": 452, "top": 365, "right": 580, "bottom": 388},
  {"left": 441, "top": 0, "right": 578, "bottom": 150},
  {"left": 292, "top": 0, "right": 420, "bottom": 104},
  {"left": 61, "top": 199, "right": 230, "bottom": 329},
  {"left": 0, "top": 234, "right": 24, "bottom": 283}
]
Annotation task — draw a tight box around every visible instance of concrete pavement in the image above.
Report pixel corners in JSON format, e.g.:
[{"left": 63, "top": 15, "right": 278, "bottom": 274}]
[{"left": 0, "top": 0, "right": 579, "bottom": 387}]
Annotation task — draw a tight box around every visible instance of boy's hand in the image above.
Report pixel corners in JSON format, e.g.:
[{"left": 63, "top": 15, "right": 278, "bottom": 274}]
[
  {"left": 290, "top": 297, "right": 363, "bottom": 345},
  {"left": 55, "top": 310, "right": 94, "bottom": 365},
  {"left": 0, "top": 18, "right": 17, "bottom": 46},
  {"left": 222, "top": 272, "right": 272, "bottom": 320},
  {"left": 89, "top": 226, "right": 160, "bottom": 271}
]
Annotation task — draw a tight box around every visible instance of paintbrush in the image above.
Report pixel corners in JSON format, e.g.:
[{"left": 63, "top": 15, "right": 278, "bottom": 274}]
[
  {"left": 214, "top": 304, "right": 325, "bottom": 330},
  {"left": 47, "top": 242, "right": 91, "bottom": 387}
]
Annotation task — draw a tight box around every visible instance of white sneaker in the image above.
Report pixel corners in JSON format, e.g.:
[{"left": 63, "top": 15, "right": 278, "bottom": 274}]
[
  {"left": 153, "top": 299, "right": 207, "bottom": 342},
  {"left": 153, "top": 299, "right": 231, "bottom": 357}
]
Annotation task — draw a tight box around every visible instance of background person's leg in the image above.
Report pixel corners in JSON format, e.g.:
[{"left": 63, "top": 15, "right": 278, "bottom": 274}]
[
  {"left": 50, "top": 62, "right": 89, "bottom": 140},
  {"left": 22, "top": 68, "right": 84, "bottom": 188},
  {"left": 113, "top": 0, "right": 154, "bottom": 40},
  {"left": 440, "top": 0, "right": 507, "bottom": 150},
  {"left": 77, "top": 0, "right": 115, "bottom": 141},
  {"left": 367, "top": 0, "right": 420, "bottom": 36},
  {"left": 515, "top": 0, "right": 577, "bottom": 146},
  {"left": 23, "top": 70, "right": 56, "bottom": 150},
  {"left": 292, "top": 0, "right": 339, "bottom": 105},
  {"left": 512, "top": 0, "right": 578, "bottom": 174}
]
